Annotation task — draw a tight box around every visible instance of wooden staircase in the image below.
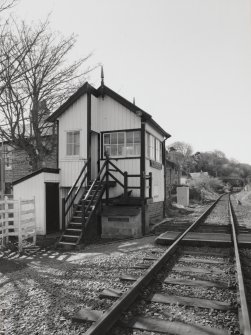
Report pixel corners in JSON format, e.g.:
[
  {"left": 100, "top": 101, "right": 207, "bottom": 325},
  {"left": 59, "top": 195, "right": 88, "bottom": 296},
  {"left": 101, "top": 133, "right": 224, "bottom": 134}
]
[
  {"left": 58, "top": 179, "right": 106, "bottom": 247},
  {"left": 57, "top": 157, "right": 152, "bottom": 249}
]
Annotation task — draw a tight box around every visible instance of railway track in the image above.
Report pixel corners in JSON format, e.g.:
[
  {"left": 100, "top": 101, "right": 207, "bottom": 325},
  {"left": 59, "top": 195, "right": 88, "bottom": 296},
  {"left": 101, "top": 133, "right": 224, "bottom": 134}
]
[{"left": 74, "top": 193, "right": 251, "bottom": 335}]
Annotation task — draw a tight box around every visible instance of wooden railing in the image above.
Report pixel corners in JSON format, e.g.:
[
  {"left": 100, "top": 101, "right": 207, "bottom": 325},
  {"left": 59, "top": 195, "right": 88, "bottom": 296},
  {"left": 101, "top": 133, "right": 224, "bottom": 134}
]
[
  {"left": 63, "top": 157, "right": 153, "bottom": 233},
  {"left": 106, "top": 159, "right": 152, "bottom": 200}
]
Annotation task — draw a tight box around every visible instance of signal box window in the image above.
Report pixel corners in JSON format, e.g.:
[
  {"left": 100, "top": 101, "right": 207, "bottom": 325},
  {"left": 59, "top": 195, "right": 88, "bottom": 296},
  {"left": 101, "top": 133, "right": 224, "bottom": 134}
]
[{"left": 66, "top": 131, "right": 80, "bottom": 156}]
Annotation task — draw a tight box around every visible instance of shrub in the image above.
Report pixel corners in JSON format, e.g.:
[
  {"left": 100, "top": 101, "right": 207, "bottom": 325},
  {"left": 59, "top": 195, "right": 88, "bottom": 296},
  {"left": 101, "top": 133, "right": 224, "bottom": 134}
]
[{"left": 188, "top": 175, "right": 224, "bottom": 201}]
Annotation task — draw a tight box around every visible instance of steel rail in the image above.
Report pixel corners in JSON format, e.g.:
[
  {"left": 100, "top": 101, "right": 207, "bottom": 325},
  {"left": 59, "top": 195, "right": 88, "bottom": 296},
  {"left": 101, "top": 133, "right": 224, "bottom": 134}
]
[
  {"left": 229, "top": 196, "right": 251, "bottom": 335},
  {"left": 84, "top": 193, "right": 226, "bottom": 335}
]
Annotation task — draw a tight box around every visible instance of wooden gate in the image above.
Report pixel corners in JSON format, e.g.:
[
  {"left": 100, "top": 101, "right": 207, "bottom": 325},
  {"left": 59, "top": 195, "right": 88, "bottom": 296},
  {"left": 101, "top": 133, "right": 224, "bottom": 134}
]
[{"left": 0, "top": 197, "right": 36, "bottom": 251}]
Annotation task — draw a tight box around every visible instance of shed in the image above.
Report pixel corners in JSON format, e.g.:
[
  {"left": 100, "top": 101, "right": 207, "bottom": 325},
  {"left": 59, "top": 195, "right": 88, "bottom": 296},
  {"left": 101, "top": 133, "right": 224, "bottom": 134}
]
[{"left": 13, "top": 168, "right": 60, "bottom": 235}]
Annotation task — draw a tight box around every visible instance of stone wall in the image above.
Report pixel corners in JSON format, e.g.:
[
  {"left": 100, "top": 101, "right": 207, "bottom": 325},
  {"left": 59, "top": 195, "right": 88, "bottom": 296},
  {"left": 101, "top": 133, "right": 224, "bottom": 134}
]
[
  {"left": 165, "top": 161, "right": 180, "bottom": 198},
  {"left": 145, "top": 200, "right": 164, "bottom": 230}
]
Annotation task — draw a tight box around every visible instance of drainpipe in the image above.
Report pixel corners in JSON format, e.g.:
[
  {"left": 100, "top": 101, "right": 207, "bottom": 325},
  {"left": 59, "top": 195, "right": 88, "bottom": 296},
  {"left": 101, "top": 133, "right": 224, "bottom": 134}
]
[
  {"left": 163, "top": 138, "right": 167, "bottom": 218},
  {"left": 140, "top": 116, "right": 146, "bottom": 235},
  {"left": 87, "top": 85, "right": 91, "bottom": 183}
]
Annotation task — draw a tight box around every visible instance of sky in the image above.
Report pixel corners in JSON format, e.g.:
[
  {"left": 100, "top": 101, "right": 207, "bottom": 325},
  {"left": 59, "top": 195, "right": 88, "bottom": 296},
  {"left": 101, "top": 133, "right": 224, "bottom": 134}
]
[{"left": 5, "top": 0, "right": 251, "bottom": 164}]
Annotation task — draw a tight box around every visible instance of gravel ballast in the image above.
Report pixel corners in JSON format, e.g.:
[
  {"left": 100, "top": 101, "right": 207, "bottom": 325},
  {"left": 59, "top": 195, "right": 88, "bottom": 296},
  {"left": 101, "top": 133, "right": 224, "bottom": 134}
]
[{"left": 0, "top": 236, "right": 164, "bottom": 335}]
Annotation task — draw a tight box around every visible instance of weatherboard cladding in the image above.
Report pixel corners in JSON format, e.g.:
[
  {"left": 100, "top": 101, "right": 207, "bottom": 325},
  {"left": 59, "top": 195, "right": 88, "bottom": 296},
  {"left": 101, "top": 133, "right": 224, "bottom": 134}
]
[{"left": 58, "top": 94, "right": 88, "bottom": 187}]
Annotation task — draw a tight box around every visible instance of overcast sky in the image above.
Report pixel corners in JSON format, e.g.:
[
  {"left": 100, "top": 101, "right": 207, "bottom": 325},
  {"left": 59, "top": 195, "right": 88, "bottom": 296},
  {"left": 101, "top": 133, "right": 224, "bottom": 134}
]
[{"left": 8, "top": 0, "right": 251, "bottom": 164}]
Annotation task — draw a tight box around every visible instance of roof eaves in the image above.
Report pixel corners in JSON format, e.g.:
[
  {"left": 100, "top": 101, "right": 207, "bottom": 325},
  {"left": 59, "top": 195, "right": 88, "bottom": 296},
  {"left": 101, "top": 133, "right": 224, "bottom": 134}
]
[
  {"left": 47, "top": 82, "right": 97, "bottom": 122},
  {"left": 98, "top": 85, "right": 152, "bottom": 119},
  {"left": 98, "top": 85, "right": 170, "bottom": 137},
  {"left": 146, "top": 117, "right": 171, "bottom": 139}
]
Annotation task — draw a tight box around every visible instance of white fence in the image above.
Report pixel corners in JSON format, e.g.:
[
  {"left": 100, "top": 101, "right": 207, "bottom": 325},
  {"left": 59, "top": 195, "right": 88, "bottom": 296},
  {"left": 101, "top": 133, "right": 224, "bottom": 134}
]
[{"left": 0, "top": 197, "right": 36, "bottom": 251}]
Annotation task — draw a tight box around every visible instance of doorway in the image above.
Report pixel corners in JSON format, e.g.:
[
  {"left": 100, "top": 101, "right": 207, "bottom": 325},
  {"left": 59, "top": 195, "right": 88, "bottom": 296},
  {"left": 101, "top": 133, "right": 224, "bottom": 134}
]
[
  {"left": 45, "top": 182, "right": 59, "bottom": 234},
  {"left": 91, "top": 132, "right": 99, "bottom": 180}
]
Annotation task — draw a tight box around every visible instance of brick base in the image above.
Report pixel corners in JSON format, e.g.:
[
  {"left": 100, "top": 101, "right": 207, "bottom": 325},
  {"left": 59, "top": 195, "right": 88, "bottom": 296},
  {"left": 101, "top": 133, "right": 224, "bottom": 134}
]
[
  {"left": 145, "top": 201, "right": 164, "bottom": 231},
  {"left": 101, "top": 206, "right": 142, "bottom": 239}
]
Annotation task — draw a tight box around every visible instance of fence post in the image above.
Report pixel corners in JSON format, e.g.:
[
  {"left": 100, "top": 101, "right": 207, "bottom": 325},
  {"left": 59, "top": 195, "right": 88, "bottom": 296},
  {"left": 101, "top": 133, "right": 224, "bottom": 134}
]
[
  {"left": 33, "top": 197, "right": 36, "bottom": 245},
  {"left": 124, "top": 171, "right": 128, "bottom": 198},
  {"left": 149, "top": 172, "right": 152, "bottom": 199},
  {"left": 4, "top": 196, "right": 8, "bottom": 244},
  {"left": 81, "top": 200, "right": 86, "bottom": 244},
  {"left": 18, "top": 198, "right": 22, "bottom": 252},
  {"left": 62, "top": 198, "right": 65, "bottom": 231},
  {"left": 0, "top": 199, "right": 3, "bottom": 247},
  {"left": 105, "top": 160, "right": 109, "bottom": 205}
]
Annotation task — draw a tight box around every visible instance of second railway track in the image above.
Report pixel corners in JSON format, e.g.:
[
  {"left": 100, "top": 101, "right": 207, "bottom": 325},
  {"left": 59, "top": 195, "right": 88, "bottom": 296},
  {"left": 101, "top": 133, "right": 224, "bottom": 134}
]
[{"left": 73, "top": 193, "right": 251, "bottom": 335}]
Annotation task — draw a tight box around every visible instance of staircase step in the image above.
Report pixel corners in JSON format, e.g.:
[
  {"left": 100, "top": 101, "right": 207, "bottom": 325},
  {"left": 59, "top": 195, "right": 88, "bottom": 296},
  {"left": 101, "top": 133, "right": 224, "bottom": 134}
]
[
  {"left": 58, "top": 241, "right": 76, "bottom": 246},
  {"left": 63, "top": 234, "right": 79, "bottom": 238},
  {"left": 66, "top": 228, "right": 82, "bottom": 232},
  {"left": 81, "top": 197, "right": 99, "bottom": 203},
  {"left": 72, "top": 215, "right": 89, "bottom": 220}
]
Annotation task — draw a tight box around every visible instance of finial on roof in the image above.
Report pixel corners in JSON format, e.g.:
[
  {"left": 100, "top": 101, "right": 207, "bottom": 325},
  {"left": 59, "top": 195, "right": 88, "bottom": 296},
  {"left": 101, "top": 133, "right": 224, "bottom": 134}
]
[
  {"left": 101, "top": 65, "right": 104, "bottom": 86},
  {"left": 133, "top": 97, "right": 135, "bottom": 105}
]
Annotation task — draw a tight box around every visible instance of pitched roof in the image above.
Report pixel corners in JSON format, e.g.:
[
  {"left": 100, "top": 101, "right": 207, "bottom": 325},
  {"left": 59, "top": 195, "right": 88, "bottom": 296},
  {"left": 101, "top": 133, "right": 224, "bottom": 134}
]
[{"left": 47, "top": 82, "right": 171, "bottom": 138}]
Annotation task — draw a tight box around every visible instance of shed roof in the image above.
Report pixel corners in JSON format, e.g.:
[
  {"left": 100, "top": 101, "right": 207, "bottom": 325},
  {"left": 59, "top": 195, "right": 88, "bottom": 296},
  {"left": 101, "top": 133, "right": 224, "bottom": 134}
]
[
  {"left": 13, "top": 168, "right": 60, "bottom": 186},
  {"left": 47, "top": 82, "right": 171, "bottom": 138}
]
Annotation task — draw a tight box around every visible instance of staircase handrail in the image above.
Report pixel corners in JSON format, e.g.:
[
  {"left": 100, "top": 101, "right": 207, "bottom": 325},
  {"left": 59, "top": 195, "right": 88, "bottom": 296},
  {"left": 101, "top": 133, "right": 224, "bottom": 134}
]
[
  {"left": 85, "top": 173, "right": 107, "bottom": 216},
  {"left": 84, "top": 160, "right": 108, "bottom": 215},
  {"left": 66, "top": 159, "right": 89, "bottom": 203},
  {"left": 107, "top": 171, "right": 124, "bottom": 188},
  {"left": 65, "top": 159, "right": 89, "bottom": 215},
  {"left": 108, "top": 159, "right": 125, "bottom": 176}
]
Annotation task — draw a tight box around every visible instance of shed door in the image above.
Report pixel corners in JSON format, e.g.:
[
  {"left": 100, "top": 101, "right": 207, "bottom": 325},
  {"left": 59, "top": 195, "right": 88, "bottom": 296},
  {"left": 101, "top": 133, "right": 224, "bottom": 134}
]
[
  {"left": 46, "top": 183, "right": 59, "bottom": 233},
  {"left": 91, "top": 132, "right": 99, "bottom": 180}
]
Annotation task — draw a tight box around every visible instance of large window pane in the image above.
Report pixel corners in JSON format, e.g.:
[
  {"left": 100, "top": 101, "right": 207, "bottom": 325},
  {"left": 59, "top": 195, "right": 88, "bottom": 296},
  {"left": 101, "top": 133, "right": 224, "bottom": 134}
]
[
  {"left": 159, "top": 141, "right": 162, "bottom": 163},
  {"left": 118, "top": 145, "right": 123, "bottom": 156},
  {"left": 126, "top": 132, "right": 133, "bottom": 144},
  {"left": 156, "top": 139, "right": 160, "bottom": 162},
  {"left": 111, "top": 145, "right": 117, "bottom": 156},
  {"left": 104, "top": 134, "right": 110, "bottom": 144},
  {"left": 111, "top": 133, "right": 117, "bottom": 144},
  {"left": 146, "top": 133, "right": 150, "bottom": 158},
  {"left": 104, "top": 145, "right": 111, "bottom": 156},
  {"left": 134, "top": 131, "right": 140, "bottom": 143},
  {"left": 134, "top": 143, "right": 141, "bottom": 155},
  {"left": 150, "top": 135, "right": 155, "bottom": 160},
  {"left": 118, "top": 132, "right": 124, "bottom": 144}
]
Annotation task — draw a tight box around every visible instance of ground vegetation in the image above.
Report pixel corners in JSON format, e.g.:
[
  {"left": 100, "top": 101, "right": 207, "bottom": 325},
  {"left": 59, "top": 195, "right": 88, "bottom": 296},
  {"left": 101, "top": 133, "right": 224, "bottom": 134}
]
[{"left": 167, "top": 141, "right": 251, "bottom": 187}]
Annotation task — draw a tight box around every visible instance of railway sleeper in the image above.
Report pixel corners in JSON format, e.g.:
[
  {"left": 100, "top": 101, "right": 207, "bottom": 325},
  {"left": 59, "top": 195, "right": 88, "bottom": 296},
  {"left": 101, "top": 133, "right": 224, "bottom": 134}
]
[
  {"left": 74, "top": 308, "right": 229, "bottom": 335},
  {"left": 99, "top": 289, "right": 236, "bottom": 311}
]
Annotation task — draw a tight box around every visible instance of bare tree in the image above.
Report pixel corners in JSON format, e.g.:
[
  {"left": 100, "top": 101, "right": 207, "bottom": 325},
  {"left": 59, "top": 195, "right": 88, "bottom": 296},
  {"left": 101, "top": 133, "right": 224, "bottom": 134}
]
[
  {"left": 0, "top": 0, "right": 17, "bottom": 13},
  {"left": 167, "top": 141, "right": 194, "bottom": 174},
  {"left": 0, "top": 20, "right": 93, "bottom": 170}
]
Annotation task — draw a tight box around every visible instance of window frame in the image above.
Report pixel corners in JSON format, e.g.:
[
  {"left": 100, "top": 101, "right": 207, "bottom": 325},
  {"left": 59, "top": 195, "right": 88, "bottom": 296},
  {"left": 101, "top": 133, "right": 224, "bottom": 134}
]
[
  {"left": 66, "top": 130, "right": 80, "bottom": 156},
  {"left": 102, "top": 129, "right": 141, "bottom": 159},
  {"left": 5, "top": 151, "right": 13, "bottom": 170},
  {"left": 146, "top": 131, "right": 163, "bottom": 164}
]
